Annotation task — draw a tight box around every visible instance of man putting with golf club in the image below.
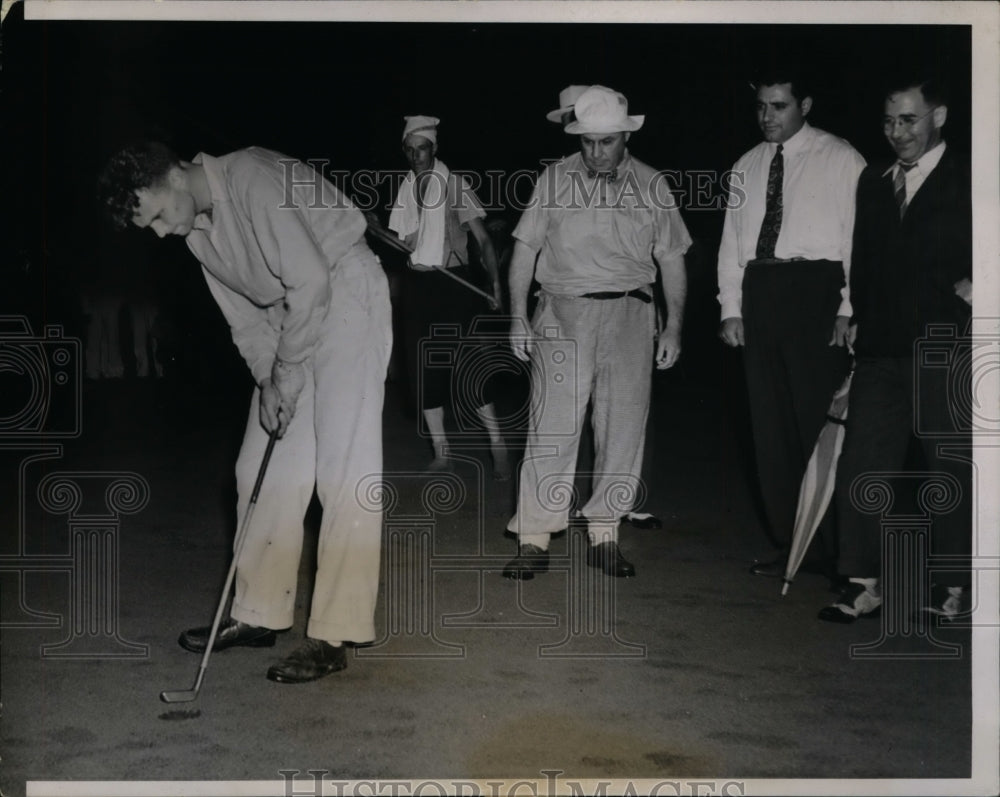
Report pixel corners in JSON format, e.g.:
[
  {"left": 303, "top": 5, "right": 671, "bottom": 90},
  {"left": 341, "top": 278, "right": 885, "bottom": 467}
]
[{"left": 99, "top": 142, "right": 392, "bottom": 684}]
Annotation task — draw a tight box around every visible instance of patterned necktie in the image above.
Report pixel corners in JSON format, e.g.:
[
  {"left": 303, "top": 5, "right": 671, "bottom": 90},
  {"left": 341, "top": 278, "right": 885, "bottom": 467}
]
[
  {"left": 755, "top": 143, "right": 783, "bottom": 260},
  {"left": 894, "top": 161, "right": 917, "bottom": 217}
]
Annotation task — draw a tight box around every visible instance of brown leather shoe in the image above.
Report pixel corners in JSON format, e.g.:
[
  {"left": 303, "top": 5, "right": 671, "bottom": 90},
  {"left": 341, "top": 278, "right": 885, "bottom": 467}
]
[
  {"left": 266, "top": 639, "right": 347, "bottom": 683},
  {"left": 502, "top": 544, "right": 549, "bottom": 580},
  {"left": 586, "top": 541, "right": 636, "bottom": 578},
  {"left": 178, "top": 618, "right": 276, "bottom": 653}
]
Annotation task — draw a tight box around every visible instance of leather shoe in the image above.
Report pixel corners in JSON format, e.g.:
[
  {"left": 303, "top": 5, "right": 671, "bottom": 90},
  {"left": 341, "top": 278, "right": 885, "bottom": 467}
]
[
  {"left": 818, "top": 580, "right": 882, "bottom": 624},
  {"left": 587, "top": 541, "right": 636, "bottom": 578},
  {"left": 502, "top": 544, "right": 549, "bottom": 580},
  {"left": 266, "top": 639, "right": 347, "bottom": 683},
  {"left": 624, "top": 512, "right": 662, "bottom": 530},
  {"left": 749, "top": 555, "right": 786, "bottom": 578},
  {"left": 178, "top": 618, "right": 276, "bottom": 653}
]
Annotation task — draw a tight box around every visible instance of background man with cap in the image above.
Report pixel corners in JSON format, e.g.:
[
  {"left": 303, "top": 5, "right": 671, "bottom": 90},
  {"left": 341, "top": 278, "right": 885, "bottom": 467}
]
[
  {"left": 98, "top": 142, "right": 393, "bottom": 684},
  {"left": 818, "top": 75, "right": 972, "bottom": 623},
  {"left": 503, "top": 85, "right": 691, "bottom": 579},
  {"left": 717, "top": 69, "right": 866, "bottom": 578},
  {"left": 388, "top": 115, "right": 508, "bottom": 476}
]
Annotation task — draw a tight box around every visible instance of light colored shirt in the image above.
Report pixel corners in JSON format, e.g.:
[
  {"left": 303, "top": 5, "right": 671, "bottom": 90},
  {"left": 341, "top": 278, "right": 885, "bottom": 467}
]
[
  {"left": 406, "top": 167, "right": 486, "bottom": 270},
  {"left": 513, "top": 151, "right": 692, "bottom": 295},
  {"left": 716, "top": 122, "right": 866, "bottom": 320},
  {"left": 185, "top": 148, "right": 367, "bottom": 385},
  {"left": 882, "top": 140, "right": 947, "bottom": 202}
]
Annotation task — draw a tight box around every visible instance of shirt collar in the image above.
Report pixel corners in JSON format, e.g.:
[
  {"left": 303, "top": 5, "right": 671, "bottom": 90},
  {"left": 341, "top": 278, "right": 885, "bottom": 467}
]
[
  {"left": 191, "top": 152, "right": 226, "bottom": 230},
  {"left": 881, "top": 140, "right": 948, "bottom": 179},
  {"left": 769, "top": 121, "right": 811, "bottom": 157},
  {"left": 569, "top": 149, "right": 633, "bottom": 180}
]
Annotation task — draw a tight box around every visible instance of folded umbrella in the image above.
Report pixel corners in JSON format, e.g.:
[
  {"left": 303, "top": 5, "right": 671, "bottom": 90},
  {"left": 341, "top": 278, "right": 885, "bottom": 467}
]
[{"left": 781, "top": 368, "right": 854, "bottom": 595}]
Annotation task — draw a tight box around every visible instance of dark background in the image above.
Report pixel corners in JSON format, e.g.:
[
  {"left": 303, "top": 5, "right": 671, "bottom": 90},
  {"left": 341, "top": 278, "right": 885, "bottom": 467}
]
[{"left": 0, "top": 10, "right": 971, "bottom": 386}]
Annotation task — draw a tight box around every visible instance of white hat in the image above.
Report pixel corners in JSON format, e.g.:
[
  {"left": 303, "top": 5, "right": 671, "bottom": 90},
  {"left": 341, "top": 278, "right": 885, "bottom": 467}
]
[
  {"left": 402, "top": 115, "right": 440, "bottom": 144},
  {"left": 545, "top": 85, "right": 590, "bottom": 123},
  {"left": 564, "top": 86, "right": 644, "bottom": 134}
]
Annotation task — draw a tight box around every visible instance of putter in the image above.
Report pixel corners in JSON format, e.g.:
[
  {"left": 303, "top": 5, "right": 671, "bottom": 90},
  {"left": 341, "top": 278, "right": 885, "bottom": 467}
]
[{"left": 160, "top": 427, "right": 279, "bottom": 703}]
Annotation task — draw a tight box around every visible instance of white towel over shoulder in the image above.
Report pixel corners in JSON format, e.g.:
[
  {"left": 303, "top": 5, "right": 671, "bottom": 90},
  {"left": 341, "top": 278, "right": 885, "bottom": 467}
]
[{"left": 388, "top": 159, "right": 451, "bottom": 267}]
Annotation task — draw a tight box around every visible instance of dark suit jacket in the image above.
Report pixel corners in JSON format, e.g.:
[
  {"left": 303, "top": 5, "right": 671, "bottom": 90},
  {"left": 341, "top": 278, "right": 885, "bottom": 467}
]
[{"left": 850, "top": 146, "right": 971, "bottom": 357}]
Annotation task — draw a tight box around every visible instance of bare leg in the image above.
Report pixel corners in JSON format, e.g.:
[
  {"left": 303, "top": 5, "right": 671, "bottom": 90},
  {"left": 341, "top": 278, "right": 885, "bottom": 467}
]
[
  {"left": 475, "top": 403, "right": 509, "bottom": 480},
  {"left": 423, "top": 406, "right": 450, "bottom": 470}
]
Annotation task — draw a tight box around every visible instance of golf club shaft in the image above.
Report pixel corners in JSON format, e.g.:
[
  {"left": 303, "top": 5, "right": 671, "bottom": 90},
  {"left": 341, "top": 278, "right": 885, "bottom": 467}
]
[
  {"left": 433, "top": 265, "right": 496, "bottom": 304},
  {"left": 160, "top": 427, "right": 279, "bottom": 703}
]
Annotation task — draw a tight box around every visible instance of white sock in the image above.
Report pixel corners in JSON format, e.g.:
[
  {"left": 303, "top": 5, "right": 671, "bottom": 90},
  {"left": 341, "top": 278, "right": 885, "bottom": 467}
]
[
  {"left": 849, "top": 577, "right": 880, "bottom": 596},
  {"left": 519, "top": 533, "right": 550, "bottom": 551}
]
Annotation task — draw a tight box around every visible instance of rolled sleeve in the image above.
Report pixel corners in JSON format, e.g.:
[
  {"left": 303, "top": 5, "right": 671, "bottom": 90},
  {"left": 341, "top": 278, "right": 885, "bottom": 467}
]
[
  {"left": 511, "top": 172, "right": 549, "bottom": 252},
  {"left": 652, "top": 204, "right": 693, "bottom": 266}
]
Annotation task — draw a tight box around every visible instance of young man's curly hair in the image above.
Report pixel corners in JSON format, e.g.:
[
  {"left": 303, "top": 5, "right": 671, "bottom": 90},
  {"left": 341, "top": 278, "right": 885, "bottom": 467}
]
[{"left": 97, "top": 141, "right": 180, "bottom": 230}]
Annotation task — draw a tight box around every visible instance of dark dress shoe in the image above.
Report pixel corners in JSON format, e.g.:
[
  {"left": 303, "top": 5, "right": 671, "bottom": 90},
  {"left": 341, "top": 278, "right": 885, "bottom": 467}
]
[
  {"left": 749, "top": 555, "right": 786, "bottom": 578},
  {"left": 266, "top": 639, "right": 347, "bottom": 683},
  {"left": 586, "top": 541, "right": 636, "bottom": 578},
  {"left": 624, "top": 512, "right": 663, "bottom": 530},
  {"left": 502, "top": 544, "right": 549, "bottom": 580},
  {"left": 178, "top": 618, "right": 276, "bottom": 653}
]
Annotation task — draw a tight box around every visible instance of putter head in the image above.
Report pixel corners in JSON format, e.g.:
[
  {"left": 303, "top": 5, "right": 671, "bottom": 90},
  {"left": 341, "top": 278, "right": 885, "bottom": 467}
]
[{"left": 160, "top": 689, "right": 198, "bottom": 703}]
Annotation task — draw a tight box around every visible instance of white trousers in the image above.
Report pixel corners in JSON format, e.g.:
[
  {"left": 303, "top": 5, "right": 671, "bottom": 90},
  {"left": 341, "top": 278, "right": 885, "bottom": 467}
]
[
  {"left": 230, "top": 247, "right": 392, "bottom": 644},
  {"left": 507, "top": 292, "right": 655, "bottom": 544}
]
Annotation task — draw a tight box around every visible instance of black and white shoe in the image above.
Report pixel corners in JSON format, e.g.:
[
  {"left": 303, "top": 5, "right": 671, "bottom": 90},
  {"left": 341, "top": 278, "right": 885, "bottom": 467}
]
[
  {"left": 920, "top": 584, "right": 970, "bottom": 623},
  {"left": 818, "top": 579, "right": 882, "bottom": 624}
]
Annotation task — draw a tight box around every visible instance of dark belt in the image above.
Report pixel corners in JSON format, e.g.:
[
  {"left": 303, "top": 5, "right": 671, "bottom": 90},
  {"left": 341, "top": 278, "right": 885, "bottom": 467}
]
[
  {"left": 580, "top": 289, "right": 652, "bottom": 303},
  {"left": 746, "top": 256, "right": 807, "bottom": 266}
]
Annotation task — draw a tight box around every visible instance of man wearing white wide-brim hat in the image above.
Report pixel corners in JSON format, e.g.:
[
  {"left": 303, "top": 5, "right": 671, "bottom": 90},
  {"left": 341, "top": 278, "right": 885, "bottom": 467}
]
[{"left": 503, "top": 85, "right": 691, "bottom": 580}]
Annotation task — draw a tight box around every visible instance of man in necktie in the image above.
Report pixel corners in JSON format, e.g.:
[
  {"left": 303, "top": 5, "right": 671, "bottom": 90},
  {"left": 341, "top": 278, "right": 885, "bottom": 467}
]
[
  {"left": 503, "top": 85, "right": 691, "bottom": 579},
  {"left": 717, "top": 68, "right": 866, "bottom": 580},
  {"left": 819, "top": 75, "right": 973, "bottom": 623}
]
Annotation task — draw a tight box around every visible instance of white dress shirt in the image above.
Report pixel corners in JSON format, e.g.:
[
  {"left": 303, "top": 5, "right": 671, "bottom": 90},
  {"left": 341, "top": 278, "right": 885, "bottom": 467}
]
[{"left": 717, "top": 122, "right": 866, "bottom": 320}]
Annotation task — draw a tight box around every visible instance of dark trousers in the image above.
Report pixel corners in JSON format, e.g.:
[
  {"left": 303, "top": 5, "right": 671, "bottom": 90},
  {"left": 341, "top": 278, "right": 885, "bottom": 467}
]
[
  {"left": 834, "top": 355, "right": 972, "bottom": 586},
  {"left": 401, "top": 266, "right": 493, "bottom": 412},
  {"left": 742, "top": 260, "right": 851, "bottom": 548}
]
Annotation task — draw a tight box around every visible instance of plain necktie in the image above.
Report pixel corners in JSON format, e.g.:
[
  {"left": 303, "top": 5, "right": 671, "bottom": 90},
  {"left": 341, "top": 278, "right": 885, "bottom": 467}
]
[
  {"left": 755, "top": 143, "right": 784, "bottom": 260},
  {"left": 894, "top": 161, "right": 917, "bottom": 217}
]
